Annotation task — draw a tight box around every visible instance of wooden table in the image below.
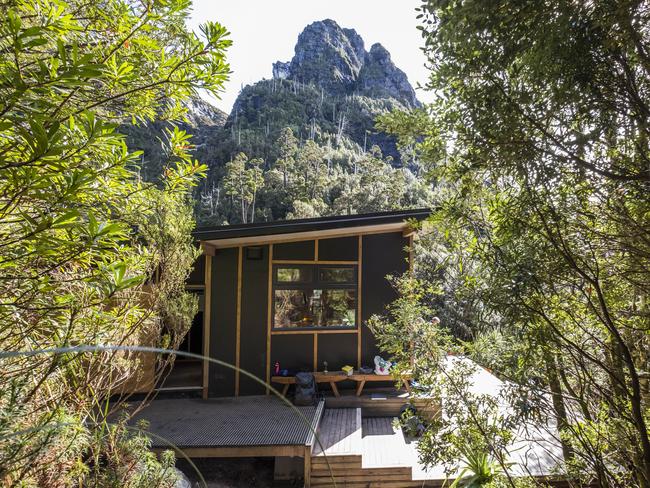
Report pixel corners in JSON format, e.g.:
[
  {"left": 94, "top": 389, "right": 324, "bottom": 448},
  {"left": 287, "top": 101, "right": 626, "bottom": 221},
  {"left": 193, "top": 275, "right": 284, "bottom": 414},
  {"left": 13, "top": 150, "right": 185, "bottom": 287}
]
[
  {"left": 271, "top": 371, "right": 349, "bottom": 397},
  {"left": 349, "top": 373, "right": 412, "bottom": 396},
  {"left": 271, "top": 371, "right": 413, "bottom": 397}
]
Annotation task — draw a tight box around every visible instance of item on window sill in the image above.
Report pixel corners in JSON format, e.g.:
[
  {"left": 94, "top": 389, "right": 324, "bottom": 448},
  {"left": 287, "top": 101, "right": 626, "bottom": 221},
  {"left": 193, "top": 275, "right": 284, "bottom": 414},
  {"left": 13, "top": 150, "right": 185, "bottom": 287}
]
[
  {"left": 280, "top": 369, "right": 289, "bottom": 377},
  {"left": 342, "top": 365, "right": 354, "bottom": 376},
  {"left": 323, "top": 361, "right": 328, "bottom": 373},
  {"left": 359, "top": 366, "right": 373, "bottom": 374},
  {"left": 274, "top": 361, "right": 280, "bottom": 376},
  {"left": 374, "top": 355, "right": 392, "bottom": 375}
]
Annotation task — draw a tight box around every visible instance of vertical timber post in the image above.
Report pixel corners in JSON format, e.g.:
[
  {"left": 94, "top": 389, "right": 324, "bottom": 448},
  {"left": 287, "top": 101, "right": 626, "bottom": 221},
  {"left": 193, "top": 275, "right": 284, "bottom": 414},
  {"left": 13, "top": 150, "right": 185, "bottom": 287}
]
[
  {"left": 357, "top": 235, "right": 362, "bottom": 369},
  {"left": 235, "top": 246, "right": 243, "bottom": 396},
  {"left": 202, "top": 254, "right": 212, "bottom": 400}
]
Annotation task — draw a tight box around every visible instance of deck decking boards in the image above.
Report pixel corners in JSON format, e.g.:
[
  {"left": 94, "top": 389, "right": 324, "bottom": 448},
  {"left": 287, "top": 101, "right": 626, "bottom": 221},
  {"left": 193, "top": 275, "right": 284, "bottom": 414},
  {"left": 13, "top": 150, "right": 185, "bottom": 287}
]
[
  {"left": 127, "top": 396, "right": 323, "bottom": 449},
  {"left": 362, "top": 417, "right": 424, "bottom": 472},
  {"left": 312, "top": 407, "right": 361, "bottom": 457}
]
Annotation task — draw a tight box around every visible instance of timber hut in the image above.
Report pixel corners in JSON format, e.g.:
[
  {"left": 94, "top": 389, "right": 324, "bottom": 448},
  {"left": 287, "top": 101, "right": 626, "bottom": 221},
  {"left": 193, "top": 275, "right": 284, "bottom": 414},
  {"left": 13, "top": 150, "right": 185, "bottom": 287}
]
[{"left": 186, "top": 208, "right": 431, "bottom": 399}]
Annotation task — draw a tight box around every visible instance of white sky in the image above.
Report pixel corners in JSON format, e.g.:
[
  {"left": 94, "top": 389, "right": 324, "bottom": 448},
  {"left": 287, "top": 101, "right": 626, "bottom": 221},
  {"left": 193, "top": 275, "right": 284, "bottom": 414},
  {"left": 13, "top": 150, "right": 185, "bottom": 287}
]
[{"left": 187, "top": 0, "right": 434, "bottom": 113}]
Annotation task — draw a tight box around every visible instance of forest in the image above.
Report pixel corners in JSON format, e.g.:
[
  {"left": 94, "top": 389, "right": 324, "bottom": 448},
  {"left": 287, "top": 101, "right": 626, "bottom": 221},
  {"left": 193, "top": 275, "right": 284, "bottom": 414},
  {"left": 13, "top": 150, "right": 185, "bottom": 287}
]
[{"left": 0, "top": 0, "right": 648, "bottom": 487}]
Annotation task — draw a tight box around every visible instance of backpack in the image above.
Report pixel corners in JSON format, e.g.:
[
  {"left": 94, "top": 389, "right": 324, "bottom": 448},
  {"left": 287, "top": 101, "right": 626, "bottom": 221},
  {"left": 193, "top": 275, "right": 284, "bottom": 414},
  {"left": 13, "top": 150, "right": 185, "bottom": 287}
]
[{"left": 294, "top": 372, "right": 316, "bottom": 406}]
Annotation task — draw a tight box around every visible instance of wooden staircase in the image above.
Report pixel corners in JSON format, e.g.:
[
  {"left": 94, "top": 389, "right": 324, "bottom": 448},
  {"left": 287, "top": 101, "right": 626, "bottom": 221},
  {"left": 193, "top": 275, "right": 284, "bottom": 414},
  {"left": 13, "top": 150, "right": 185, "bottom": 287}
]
[{"left": 310, "top": 409, "right": 441, "bottom": 487}]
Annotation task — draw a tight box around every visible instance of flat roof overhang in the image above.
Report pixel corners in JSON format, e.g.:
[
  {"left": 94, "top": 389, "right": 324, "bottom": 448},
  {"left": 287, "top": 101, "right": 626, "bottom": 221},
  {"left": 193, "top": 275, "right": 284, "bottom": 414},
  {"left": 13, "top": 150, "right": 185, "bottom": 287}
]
[{"left": 194, "top": 208, "right": 431, "bottom": 252}]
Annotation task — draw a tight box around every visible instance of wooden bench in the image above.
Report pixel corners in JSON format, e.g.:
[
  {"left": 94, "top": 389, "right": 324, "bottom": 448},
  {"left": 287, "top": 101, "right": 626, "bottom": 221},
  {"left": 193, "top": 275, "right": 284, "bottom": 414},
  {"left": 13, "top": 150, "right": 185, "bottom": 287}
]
[
  {"left": 349, "top": 373, "right": 412, "bottom": 396},
  {"left": 272, "top": 371, "right": 412, "bottom": 398},
  {"left": 271, "top": 371, "right": 349, "bottom": 397}
]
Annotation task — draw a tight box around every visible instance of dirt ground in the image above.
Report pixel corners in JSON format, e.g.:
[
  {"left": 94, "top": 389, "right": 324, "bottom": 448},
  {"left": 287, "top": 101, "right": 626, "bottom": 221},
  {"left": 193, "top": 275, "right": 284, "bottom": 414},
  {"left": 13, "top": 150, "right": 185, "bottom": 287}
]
[{"left": 176, "top": 457, "right": 301, "bottom": 488}]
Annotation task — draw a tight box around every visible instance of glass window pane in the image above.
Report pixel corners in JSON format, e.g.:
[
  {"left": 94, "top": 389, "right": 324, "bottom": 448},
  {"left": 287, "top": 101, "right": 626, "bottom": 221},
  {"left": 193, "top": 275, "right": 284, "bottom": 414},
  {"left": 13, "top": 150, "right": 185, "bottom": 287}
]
[
  {"left": 273, "top": 288, "right": 357, "bottom": 328},
  {"left": 318, "top": 289, "right": 357, "bottom": 327},
  {"left": 319, "top": 266, "right": 356, "bottom": 283},
  {"left": 274, "top": 290, "right": 313, "bottom": 327},
  {"left": 276, "top": 266, "right": 312, "bottom": 283}
]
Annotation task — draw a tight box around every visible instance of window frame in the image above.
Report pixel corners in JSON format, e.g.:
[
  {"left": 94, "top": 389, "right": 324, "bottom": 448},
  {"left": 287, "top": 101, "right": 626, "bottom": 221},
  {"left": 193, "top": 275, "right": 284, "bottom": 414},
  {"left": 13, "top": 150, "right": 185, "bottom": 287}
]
[{"left": 272, "top": 263, "right": 358, "bottom": 330}]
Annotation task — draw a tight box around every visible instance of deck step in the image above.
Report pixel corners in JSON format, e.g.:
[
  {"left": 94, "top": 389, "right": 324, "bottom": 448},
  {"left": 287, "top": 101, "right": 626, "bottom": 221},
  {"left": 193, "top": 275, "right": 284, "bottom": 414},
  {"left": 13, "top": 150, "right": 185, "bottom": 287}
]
[
  {"left": 311, "top": 455, "right": 362, "bottom": 468},
  {"left": 312, "top": 408, "right": 362, "bottom": 458},
  {"left": 311, "top": 480, "right": 442, "bottom": 488},
  {"left": 310, "top": 413, "right": 430, "bottom": 487},
  {"left": 311, "top": 470, "right": 413, "bottom": 481},
  {"left": 360, "top": 417, "right": 416, "bottom": 469},
  {"left": 311, "top": 467, "right": 412, "bottom": 477}
]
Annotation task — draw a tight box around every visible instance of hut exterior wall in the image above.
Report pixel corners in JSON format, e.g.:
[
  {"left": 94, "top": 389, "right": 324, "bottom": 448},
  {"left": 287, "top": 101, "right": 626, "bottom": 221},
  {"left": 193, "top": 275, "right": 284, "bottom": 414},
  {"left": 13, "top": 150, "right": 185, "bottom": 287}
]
[{"left": 206, "top": 231, "right": 409, "bottom": 397}]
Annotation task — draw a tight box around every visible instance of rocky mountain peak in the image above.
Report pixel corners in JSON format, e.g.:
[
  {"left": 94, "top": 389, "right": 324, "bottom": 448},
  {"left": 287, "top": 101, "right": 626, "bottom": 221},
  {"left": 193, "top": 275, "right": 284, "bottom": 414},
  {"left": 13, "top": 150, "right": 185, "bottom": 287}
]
[
  {"left": 358, "top": 43, "right": 419, "bottom": 107},
  {"left": 273, "top": 19, "right": 419, "bottom": 108}
]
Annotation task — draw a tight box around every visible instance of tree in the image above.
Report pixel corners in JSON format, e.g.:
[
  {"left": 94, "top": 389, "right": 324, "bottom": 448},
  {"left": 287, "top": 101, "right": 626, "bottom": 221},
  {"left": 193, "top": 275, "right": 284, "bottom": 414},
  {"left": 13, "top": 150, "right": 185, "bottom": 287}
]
[
  {"left": 0, "top": 0, "right": 230, "bottom": 485},
  {"left": 275, "top": 127, "right": 298, "bottom": 188},
  {"left": 223, "top": 152, "right": 265, "bottom": 223},
  {"left": 331, "top": 145, "right": 415, "bottom": 215},
  {"left": 294, "top": 139, "right": 328, "bottom": 201},
  {"left": 376, "top": 1, "right": 650, "bottom": 486},
  {"left": 197, "top": 127, "right": 434, "bottom": 225}
]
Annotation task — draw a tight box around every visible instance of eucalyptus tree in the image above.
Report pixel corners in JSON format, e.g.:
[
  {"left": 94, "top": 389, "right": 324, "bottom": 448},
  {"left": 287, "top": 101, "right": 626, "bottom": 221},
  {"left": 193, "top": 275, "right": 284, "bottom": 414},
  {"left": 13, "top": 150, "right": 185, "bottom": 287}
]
[
  {"left": 0, "top": 0, "right": 230, "bottom": 485},
  {"left": 223, "top": 152, "right": 265, "bottom": 223},
  {"left": 275, "top": 126, "right": 299, "bottom": 188}
]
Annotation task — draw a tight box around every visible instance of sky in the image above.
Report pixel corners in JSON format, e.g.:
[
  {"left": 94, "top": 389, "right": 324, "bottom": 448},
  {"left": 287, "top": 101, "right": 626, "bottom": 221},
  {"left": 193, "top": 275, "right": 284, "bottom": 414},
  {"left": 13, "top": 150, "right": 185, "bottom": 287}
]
[{"left": 187, "top": 0, "right": 434, "bottom": 114}]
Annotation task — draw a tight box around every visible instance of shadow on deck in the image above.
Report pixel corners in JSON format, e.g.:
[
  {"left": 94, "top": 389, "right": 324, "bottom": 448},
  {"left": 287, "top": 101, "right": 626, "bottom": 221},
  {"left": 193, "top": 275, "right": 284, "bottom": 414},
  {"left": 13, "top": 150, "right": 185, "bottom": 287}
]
[{"left": 322, "top": 387, "right": 411, "bottom": 417}]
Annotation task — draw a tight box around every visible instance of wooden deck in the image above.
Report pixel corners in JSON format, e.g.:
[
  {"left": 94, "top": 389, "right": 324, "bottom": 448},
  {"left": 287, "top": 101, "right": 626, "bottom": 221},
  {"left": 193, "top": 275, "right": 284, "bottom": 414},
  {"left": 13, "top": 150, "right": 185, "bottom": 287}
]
[
  {"left": 310, "top": 410, "right": 439, "bottom": 487},
  {"left": 311, "top": 414, "right": 567, "bottom": 487},
  {"left": 312, "top": 408, "right": 361, "bottom": 458},
  {"left": 323, "top": 388, "right": 438, "bottom": 418},
  {"left": 127, "top": 396, "right": 323, "bottom": 458},
  {"left": 120, "top": 389, "right": 563, "bottom": 487}
]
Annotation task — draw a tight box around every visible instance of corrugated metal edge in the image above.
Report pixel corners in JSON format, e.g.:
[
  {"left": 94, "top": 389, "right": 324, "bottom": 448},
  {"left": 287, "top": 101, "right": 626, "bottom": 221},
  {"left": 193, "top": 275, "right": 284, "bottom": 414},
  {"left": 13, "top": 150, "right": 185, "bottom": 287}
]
[{"left": 305, "top": 401, "right": 325, "bottom": 449}]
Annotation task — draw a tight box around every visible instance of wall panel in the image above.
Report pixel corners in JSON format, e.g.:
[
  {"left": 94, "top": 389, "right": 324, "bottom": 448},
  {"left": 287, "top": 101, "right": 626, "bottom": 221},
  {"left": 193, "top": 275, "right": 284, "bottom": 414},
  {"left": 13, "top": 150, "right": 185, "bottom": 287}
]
[
  {"left": 317, "top": 333, "right": 357, "bottom": 371},
  {"left": 271, "top": 334, "right": 314, "bottom": 374},
  {"left": 208, "top": 248, "right": 238, "bottom": 397},
  {"left": 361, "top": 232, "right": 409, "bottom": 366},
  {"left": 273, "top": 240, "right": 315, "bottom": 260},
  {"left": 318, "top": 236, "right": 358, "bottom": 261},
  {"left": 187, "top": 254, "right": 205, "bottom": 285},
  {"left": 239, "top": 245, "right": 269, "bottom": 395}
]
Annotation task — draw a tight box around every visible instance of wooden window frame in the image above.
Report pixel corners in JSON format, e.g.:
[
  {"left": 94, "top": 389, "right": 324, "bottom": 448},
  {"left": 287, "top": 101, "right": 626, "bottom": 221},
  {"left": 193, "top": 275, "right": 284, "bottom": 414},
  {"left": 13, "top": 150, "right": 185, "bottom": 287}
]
[{"left": 272, "top": 263, "right": 358, "bottom": 331}]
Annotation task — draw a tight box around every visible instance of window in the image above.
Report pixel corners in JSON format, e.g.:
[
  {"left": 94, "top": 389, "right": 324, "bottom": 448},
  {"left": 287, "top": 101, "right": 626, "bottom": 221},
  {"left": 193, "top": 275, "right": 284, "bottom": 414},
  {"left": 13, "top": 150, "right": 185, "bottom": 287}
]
[{"left": 273, "top": 265, "right": 357, "bottom": 329}]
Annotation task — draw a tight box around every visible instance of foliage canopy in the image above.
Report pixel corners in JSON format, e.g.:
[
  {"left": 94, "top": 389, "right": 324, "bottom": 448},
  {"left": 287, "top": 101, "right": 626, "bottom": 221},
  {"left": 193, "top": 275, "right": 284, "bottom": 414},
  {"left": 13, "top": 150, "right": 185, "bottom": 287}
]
[
  {"left": 0, "top": 0, "right": 230, "bottom": 485},
  {"left": 375, "top": 1, "right": 650, "bottom": 486}
]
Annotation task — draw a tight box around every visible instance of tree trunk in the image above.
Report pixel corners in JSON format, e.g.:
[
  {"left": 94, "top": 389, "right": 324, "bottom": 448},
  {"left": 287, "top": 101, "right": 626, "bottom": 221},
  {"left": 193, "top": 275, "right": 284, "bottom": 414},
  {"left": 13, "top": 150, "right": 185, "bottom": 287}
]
[{"left": 545, "top": 353, "right": 575, "bottom": 466}]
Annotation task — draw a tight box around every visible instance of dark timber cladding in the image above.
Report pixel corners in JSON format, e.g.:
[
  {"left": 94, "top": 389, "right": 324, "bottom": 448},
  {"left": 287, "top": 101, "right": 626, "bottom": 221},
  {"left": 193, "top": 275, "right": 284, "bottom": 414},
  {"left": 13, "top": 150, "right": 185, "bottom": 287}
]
[
  {"left": 317, "top": 333, "right": 357, "bottom": 370},
  {"left": 273, "top": 240, "right": 315, "bottom": 260},
  {"left": 361, "top": 232, "right": 409, "bottom": 362},
  {"left": 209, "top": 247, "right": 238, "bottom": 397},
  {"left": 272, "top": 334, "right": 313, "bottom": 373},
  {"left": 239, "top": 245, "right": 269, "bottom": 395},
  {"left": 195, "top": 209, "right": 431, "bottom": 398},
  {"left": 318, "top": 236, "right": 358, "bottom": 260},
  {"left": 187, "top": 254, "right": 205, "bottom": 285}
]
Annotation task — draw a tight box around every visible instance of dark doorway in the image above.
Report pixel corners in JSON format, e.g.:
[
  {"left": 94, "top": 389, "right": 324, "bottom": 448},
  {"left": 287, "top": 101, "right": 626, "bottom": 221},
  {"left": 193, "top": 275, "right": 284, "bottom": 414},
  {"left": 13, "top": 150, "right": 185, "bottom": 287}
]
[{"left": 157, "top": 289, "right": 204, "bottom": 390}]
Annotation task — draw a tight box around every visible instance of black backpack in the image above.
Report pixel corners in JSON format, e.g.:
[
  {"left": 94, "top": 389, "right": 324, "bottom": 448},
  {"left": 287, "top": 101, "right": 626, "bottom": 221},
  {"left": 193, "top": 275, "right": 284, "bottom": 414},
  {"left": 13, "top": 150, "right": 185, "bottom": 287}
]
[{"left": 294, "top": 372, "right": 316, "bottom": 406}]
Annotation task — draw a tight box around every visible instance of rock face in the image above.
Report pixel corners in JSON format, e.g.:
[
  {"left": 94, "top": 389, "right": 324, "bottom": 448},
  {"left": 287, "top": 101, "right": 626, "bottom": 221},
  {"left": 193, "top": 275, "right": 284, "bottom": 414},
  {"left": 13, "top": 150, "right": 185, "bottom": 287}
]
[
  {"left": 126, "top": 19, "right": 420, "bottom": 184},
  {"left": 358, "top": 43, "right": 418, "bottom": 107},
  {"left": 275, "top": 19, "right": 419, "bottom": 108},
  {"left": 121, "top": 97, "right": 227, "bottom": 181}
]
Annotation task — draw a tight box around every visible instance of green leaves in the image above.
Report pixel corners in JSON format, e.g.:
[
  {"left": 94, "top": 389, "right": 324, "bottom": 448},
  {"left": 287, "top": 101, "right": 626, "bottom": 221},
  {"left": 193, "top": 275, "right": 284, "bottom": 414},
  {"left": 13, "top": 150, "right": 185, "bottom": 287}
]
[
  {"left": 98, "top": 261, "right": 146, "bottom": 296},
  {"left": 390, "top": 2, "right": 650, "bottom": 485},
  {"left": 0, "top": 1, "right": 226, "bottom": 484}
]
